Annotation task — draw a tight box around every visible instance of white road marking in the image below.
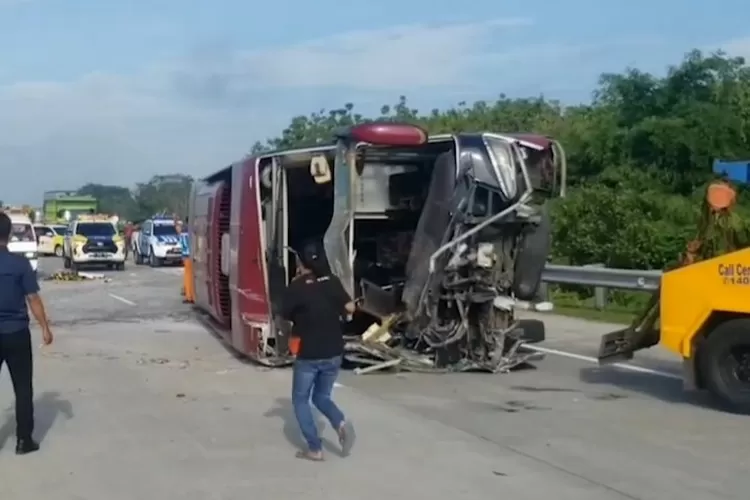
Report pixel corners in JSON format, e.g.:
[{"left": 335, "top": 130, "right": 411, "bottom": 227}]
[
  {"left": 108, "top": 293, "right": 137, "bottom": 306},
  {"left": 524, "top": 344, "right": 683, "bottom": 380}
]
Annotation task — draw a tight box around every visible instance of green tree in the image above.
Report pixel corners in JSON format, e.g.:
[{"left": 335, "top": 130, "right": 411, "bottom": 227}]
[
  {"left": 77, "top": 183, "right": 139, "bottom": 220},
  {"left": 75, "top": 175, "right": 193, "bottom": 222},
  {"left": 252, "top": 50, "right": 750, "bottom": 273},
  {"left": 133, "top": 174, "right": 193, "bottom": 219}
]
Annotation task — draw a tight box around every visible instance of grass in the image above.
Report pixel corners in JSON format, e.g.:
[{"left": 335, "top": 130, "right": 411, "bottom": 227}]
[
  {"left": 549, "top": 305, "right": 635, "bottom": 324},
  {"left": 544, "top": 287, "right": 651, "bottom": 325}
]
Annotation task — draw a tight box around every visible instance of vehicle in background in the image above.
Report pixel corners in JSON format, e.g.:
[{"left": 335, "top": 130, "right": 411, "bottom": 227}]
[
  {"left": 42, "top": 190, "right": 98, "bottom": 224},
  {"left": 33, "top": 223, "right": 68, "bottom": 256},
  {"left": 132, "top": 215, "right": 183, "bottom": 267},
  {"left": 62, "top": 214, "right": 126, "bottom": 271},
  {"left": 1, "top": 207, "right": 39, "bottom": 272}
]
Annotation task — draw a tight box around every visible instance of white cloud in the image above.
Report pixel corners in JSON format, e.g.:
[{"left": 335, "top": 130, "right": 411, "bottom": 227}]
[
  {"left": 0, "top": 74, "right": 267, "bottom": 202},
  {"left": 172, "top": 18, "right": 533, "bottom": 93},
  {"left": 0, "top": 18, "right": 551, "bottom": 203}
]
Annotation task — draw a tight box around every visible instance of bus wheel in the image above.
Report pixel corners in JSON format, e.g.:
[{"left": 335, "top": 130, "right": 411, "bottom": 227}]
[{"left": 699, "top": 318, "right": 750, "bottom": 414}]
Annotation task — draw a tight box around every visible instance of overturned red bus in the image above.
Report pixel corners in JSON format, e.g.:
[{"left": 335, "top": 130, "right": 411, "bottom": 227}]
[{"left": 188, "top": 124, "right": 566, "bottom": 370}]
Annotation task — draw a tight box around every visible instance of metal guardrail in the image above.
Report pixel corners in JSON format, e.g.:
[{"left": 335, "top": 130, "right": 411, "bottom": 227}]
[{"left": 542, "top": 264, "right": 662, "bottom": 291}]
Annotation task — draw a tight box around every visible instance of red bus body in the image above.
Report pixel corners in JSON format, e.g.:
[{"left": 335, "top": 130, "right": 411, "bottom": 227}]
[{"left": 190, "top": 158, "right": 275, "bottom": 363}]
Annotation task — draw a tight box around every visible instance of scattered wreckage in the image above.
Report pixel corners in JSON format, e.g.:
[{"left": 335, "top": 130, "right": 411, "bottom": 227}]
[
  {"left": 44, "top": 270, "right": 111, "bottom": 282},
  {"left": 189, "top": 124, "right": 566, "bottom": 374}
]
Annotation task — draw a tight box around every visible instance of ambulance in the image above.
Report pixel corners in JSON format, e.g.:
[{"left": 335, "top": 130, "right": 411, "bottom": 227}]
[{"left": 1, "top": 207, "right": 39, "bottom": 271}]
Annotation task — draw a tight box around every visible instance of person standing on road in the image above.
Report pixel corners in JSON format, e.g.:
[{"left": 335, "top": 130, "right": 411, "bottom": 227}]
[
  {"left": 177, "top": 219, "right": 194, "bottom": 304},
  {"left": 280, "top": 241, "right": 355, "bottom": 461},
  {"left": 0, "top": 211, "right": 53, "bottom": 455},
  {"left": 123, "top": 220, "right": 134, "bottom": 260}
]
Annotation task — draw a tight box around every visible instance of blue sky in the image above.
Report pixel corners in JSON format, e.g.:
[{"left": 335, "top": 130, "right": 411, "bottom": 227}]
[{"left": 1, "top": 0, "right": 749, "bottom": 204}]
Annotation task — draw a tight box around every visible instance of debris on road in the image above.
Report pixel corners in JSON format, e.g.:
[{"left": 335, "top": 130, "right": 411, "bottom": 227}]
[
  {"left": 344, "top": 314, "right": 544, "bottom": 375},
  {"left": 79, "top": 271, "right": 109, "bottom": 281},
  {"left": 43, "top": 270, "right": 85, "bottom": 282},
  {"left": 135, "top": 356, "right": 194, "bottom": 370},
  {"left": 138, "top": 357, "right": 170, "bottom": 365},
  {"left": 43, "top": 270, "right": 112, "bottom": 283}
]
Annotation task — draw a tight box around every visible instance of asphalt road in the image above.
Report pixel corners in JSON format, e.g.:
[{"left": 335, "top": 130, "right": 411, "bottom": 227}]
[{"left": 0, "top": 257, "right": 747, "bottom": 499}]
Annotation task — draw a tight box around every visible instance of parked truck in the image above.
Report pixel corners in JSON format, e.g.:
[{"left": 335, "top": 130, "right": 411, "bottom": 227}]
[{"left": 42, "top": 191, "right": 98, "bottom": 224}]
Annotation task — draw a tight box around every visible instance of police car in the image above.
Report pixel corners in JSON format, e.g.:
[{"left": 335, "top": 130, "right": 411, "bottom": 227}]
[
  {"left": 132, "top": 216, "right": 183, "bottom": 267},
  {"left": 62, "top": 214, "right": 126, "bottom": 271}
]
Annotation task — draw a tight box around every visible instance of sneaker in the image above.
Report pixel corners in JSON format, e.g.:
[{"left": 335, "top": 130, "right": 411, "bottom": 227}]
[{"left": 337, "top": 421, "right": 355, "bottom": 457}]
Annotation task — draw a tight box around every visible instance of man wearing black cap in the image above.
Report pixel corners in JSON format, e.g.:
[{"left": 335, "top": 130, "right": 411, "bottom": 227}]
[
  {"left": 0, "top": 211, "right": 53, "bottom": 454},
  {"left": 280, "top": 240, "right": 356, "bottom": 461}
]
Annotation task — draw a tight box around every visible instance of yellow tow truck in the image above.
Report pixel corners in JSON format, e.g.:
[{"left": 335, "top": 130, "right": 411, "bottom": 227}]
[{"left": 598, "top": 162, "right": 750, "bottom": 413}]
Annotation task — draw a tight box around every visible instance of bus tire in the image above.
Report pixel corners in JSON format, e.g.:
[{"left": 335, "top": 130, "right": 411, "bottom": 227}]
[
  {"left": 699, "top": 318, "right": 750, "bottom": 414},
  {"left": 512, "top": 203, "right": 551, "bottom": 301}
]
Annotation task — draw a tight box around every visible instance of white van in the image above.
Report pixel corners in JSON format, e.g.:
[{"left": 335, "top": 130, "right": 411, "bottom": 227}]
[{"left": 5, "top": 211, "right": 39, "bottom": 271}]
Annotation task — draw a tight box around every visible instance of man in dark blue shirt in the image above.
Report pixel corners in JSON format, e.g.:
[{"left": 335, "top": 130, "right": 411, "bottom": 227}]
[{"left": 0, "top": 211, "right": 53, "bottom": 455}]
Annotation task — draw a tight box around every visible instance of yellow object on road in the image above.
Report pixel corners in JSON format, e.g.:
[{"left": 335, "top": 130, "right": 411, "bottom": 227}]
[{"left": 183, "top": 257, "right": 194, "bottom": 303}]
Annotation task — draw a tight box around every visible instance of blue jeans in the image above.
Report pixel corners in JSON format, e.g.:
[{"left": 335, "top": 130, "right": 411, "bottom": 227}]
[{"left": 292, "top": 355, "right": 346, "bottom": 452}]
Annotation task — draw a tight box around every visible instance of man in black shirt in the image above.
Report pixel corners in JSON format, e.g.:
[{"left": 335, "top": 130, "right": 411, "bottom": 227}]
[
  {"left": 0, "top": 211, "right": 53, "bottom": 454},
  {"left": 280, "top": 241, "right": 356, "bottom": 461}
]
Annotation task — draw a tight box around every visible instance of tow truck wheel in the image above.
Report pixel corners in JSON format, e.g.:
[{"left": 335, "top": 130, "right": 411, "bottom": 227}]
[
  {"left": 699, "top": 318, "right": 750, "bottom": 414},
  {"left": 54, "top": 245, "right": 63, "bottom": 257}
]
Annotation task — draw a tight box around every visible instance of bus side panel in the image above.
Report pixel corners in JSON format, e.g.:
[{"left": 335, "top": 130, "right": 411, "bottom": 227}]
[
  {"left": 210, "top": 183, "right": 230, "bottom": 327},
  {"left": 235, "top": 158, "right": 270, "bottom": 359},
  {"left": 229, "top": 163, "right": 243, "bottom": 353},
  {"left": 191, "top": 182, "right": 222, "bottom": 325}
]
